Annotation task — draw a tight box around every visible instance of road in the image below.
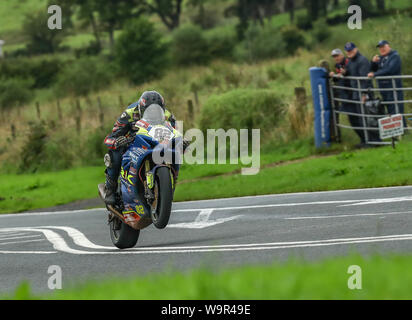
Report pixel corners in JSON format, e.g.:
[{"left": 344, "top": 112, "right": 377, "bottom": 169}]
[{"left": 1, "top": 186, "right": 412, "bottom": 294}]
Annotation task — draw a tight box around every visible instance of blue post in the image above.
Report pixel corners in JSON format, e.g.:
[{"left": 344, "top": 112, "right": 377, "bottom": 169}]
[{"left": 309, "top": 67, "right": 331, "bottom": 148}]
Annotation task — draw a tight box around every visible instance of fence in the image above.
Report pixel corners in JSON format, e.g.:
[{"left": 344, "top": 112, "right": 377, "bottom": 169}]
[{"left": 329, "top": 74, "right": 412, "bottom": 146}]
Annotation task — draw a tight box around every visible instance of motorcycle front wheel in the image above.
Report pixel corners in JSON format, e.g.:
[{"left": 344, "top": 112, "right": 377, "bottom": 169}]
[{"left": 150, "top": 166, "right": 173, "bottom": 229}]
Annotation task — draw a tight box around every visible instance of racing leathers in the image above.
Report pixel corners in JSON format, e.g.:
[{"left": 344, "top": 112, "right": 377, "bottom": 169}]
[{"left": 103, "top": 102, "right": 176, "bottom": 205}]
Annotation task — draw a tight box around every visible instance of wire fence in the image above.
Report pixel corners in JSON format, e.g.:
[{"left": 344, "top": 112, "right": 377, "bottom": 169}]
[{"left": 329, "top": 75, "right": 412, "bottom": 145}]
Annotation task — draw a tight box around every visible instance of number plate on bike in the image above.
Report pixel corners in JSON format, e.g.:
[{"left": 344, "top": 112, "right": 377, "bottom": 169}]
[{"left": 148, "top": 126, "right": 174, "bottom": 143}]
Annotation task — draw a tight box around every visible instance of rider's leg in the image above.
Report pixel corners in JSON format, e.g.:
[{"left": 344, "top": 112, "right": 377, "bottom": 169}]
[{"left": 104, "top": 150, "right": 123, "bottom": 205}]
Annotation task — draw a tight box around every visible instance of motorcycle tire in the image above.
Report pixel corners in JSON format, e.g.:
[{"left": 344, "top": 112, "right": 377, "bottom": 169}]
[
  {"left": 151, "top": 166, "right": 173, "bottom": 229},
  {"left": 109, "top": 215, "right": 140, "bottom": 249}
]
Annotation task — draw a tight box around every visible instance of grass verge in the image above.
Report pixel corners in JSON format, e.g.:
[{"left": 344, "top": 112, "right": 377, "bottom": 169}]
[
  {"left": 6, "top": 254, "right": 412, "bottom": 299},
  {"left": 1, "top": 139, "right": 412, "bottom": 213}
]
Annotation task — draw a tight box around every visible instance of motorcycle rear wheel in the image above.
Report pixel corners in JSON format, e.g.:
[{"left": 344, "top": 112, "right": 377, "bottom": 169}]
[{"left": 109, "top": 215, "right": 140, "bottom": 249}]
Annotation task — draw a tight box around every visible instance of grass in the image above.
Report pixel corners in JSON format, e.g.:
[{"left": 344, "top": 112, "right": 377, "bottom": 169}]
[
  {"left": 1, "top": 138, "right": 412, "bottom": 214},
  {"left": 7, "top": 254, "right": 412, "bottom": 299}
]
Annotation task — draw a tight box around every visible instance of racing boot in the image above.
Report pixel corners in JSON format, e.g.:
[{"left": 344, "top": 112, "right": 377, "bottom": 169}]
[{"left": 104, "top": 175, "right": 117, "bottom": 205}]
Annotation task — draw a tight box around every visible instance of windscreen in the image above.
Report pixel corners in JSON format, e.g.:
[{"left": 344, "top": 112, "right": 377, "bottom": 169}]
[{"left": 142, "top": 104, "right": 165, "bottom": 126}]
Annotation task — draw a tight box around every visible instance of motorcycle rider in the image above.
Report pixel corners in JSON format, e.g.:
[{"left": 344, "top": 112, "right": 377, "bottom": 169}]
[{"left": 103, "top": 91, "right": 177, "bottom": 205}]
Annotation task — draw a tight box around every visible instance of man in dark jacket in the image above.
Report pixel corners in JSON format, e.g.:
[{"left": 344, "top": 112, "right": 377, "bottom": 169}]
[
  {"left": 368, "top": 40, "right": 405, "bottom": 125},
  {"left": 343, "top": 42, "right": 377, "bottom": 145}
]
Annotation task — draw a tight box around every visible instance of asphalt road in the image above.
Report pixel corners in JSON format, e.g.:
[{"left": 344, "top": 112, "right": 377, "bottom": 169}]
[{"left": 1, "top": 186, "right": 412, "bottom": 295}]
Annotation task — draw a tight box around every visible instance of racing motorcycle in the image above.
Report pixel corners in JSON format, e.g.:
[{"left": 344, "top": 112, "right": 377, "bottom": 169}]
[{"left": 98, "top": 104, "right": 184, "bottom": 249}]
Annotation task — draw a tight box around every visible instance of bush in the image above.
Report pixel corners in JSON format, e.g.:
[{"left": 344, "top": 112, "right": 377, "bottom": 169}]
[
  {"left": 296, "top": 14, "right": 313, "bottom": 30},
  {"left": 205, "top": 27, "right": 237, "bottom": 60},
  {"left": 171, "top": 24, "right": 211, "bottom": 66},
  {"left": 234, "top": 24, "right": 285, "bottom": 62},
  {"left": 0, "top": 77, "right": 34, "bottom": 110},
  {"left": 55, "top": 57, "right": 111, "bottom": 96},
  {"left": 312, "top": 21, "right": 331, "bottom": 43},
  {"left": 115, "top": 18, "right": 169, "bottom": 84},
  {"left": 23, "top": 10, "right": 64, "bottom": 55},
  {"left": 0, "top": 57, "right": 62, "bottom": 89},
  {"left": 199, "top": 89, "right": 285, "bottom": 136},
  {"left": 281, "top": 26, "right": 305, "bottom": 55}
]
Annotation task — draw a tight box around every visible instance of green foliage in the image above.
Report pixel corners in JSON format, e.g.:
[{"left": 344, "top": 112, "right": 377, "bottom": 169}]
[
  {"left": 312, "top": 21, "right": 331, "bottom": 43},
  {"left": 0, "top": 57, "right": 62, "bottom": 89},
  {"left": 9, "top": 255, "right": 412, "bottom": 299},
  {"left": 296, "top": 13, "right": 313, "bottom": 30},
  {"left": 234, "top": 24, "right": 286, "bottom": 62},
  {"left": 205, "top": 27, "right": 237, "bottom": 60},
  {"left": 199, "top": 89, "right": 285, "bottom": 135},
  {"left": 23, "top": 10, "right": 64, "bottom": 54},
  {"left": 0, "top": 77, "right": 34, "bottom": 110},
  {"left": 55, "top": 57, "right": 112, "bottom": 96},
  {"left": 115, "top": 18, "right": 169, "bottom": 84},
  {"left": 171, "top": 24, "right": 211, "bottom": 65},
  {"left": 281, "top": 25, "right": 305, "bottom": 55}
]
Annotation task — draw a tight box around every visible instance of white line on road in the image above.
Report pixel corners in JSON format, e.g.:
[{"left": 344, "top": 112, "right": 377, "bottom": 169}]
[
  {"left": 0, "top": 235, "right": 41, "bottom": 241},
  {"left": 0, "top": 239, "right": 45, "bottom": 246},
  {"left": 1, "top": 226, "right": 412, "bottom": 255},
  {"left": 285, "top": 210, "right": 412, "bottom": 220}
]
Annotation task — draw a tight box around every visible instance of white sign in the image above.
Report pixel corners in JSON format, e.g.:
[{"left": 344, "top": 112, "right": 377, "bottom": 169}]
[{"left": 378, "top": 114, "right": 404, "bottom": 139}]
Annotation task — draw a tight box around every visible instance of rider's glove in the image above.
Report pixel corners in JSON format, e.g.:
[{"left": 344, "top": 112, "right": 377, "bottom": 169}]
[{"left": 114, "top": 135, "right": 135, "bottom": 149}]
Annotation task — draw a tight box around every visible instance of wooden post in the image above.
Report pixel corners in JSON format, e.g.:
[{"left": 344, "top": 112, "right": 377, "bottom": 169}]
[
  {"left": 119, "top": 95, "right": 124, "bottom": 109},
  {"left": 57, "top": 100, "right": 62, "bottom": 121},
  {"left": 35, "top": 102, "right": 40, "bottom": 119},
  {"left": 75, "top": 99, "right": 82, "bottom": 134},
  {"left": 11, "top": 124, "right": 16, "bottom": 140},
  {"left": 97, "top": 96, "right": 104, "bottom": 128},
  {"left": 187, "top": 99, "right": 194, "bottom": 125}
]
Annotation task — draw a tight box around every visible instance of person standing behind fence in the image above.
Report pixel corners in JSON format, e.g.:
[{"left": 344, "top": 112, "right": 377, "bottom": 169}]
[
  {"left": 343, "top": 42, "right": 375, "bottom": 146},
  {"left": 368, "top": 40, "right": 406, "bottom": 126}
]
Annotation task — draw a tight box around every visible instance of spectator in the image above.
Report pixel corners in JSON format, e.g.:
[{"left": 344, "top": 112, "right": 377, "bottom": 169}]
[
  {"left": 368, "top": 40, "right": 406, "bottom": 126},
  {"left": 344, "top": 42, "right": 380, "bottom": 145},
  {"left": 329, "top": 48, "right": 350, "bottom": 142}
]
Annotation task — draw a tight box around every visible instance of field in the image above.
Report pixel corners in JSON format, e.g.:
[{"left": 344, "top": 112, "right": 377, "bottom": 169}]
[
  {"left": 2, "top": 137, "right": 412, "bottom": 213},
  {"left": 6, "top": 254, "right": 412, "bottom": 299}
]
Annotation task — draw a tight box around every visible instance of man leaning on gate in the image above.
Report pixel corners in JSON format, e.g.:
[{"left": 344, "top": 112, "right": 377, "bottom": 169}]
[{"left": 368, "top": 40, "right": 406, "bottom": 127}]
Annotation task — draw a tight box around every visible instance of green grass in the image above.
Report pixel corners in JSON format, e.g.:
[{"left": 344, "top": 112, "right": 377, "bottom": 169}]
[
  {"left": 0, "top": 167, "right": 105, "bottom": 213},
  {"left": 1, "top": 138, "right": 412, "bottom": 214},
  {"left": 175, "top": 140, "right": 412, "bottom": 201},
  {"left": 7, "top": 254, "right": 412, "bottom": 299}
]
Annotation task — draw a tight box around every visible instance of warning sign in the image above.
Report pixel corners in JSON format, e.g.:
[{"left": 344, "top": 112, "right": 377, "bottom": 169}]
[{"left": 378, "top": 114, "right": 404, "bottom": 140}]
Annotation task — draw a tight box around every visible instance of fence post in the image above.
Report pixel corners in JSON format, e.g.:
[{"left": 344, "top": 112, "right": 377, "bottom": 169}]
[
  {"left": 309, "top": 67, "right": 331, "bottom": 148},
  {"left": 57, "top": 100, "right": 62, "bottom": 121},
  {"left": 119, "top": 95, "right": 124, "bottom": 109},
  {"left": 11, "top": 124, "right": 16, "bottom": 140},
  {"left": 75, "top": 99, "right": 82, "bottom": 134},
  {"left": 187, "top": 99, "right": 194, "bottom": 125},
  {"left": 35, "top": 102, "right": 41, "bottom": 120},
  {"left": 97, "top": 96, "right": 104, "bottom": 129}
]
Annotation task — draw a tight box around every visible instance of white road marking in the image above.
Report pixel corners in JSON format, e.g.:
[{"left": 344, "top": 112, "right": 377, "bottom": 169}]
[
  {"left": 168, "top": 209, "right": 243, "bottom": 229},
  {"left": 0, "top": 235, "right": 41, "bottom": 241},
  {"left": 285, "top": 210, "right": 412, "bottom": 220},
  {"left": 0, "top": 251, "right": 56, "bottom": 254},
  {"left": 0, "top": 239, "right": 45, "bottom": 246},
  {"left": 339, "top": 196, "right": 412, "bottom": 207},
  {"left": 1, "top": 226, "right": 411, "bottom": 255}
]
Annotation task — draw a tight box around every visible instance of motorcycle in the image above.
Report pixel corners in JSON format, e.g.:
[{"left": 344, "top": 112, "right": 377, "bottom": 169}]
[{"left": 98, "top": 104, "right": 184, "bottom": 249}]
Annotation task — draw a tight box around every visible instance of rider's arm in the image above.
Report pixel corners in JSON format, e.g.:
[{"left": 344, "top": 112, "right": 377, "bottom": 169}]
[
  {"left": 165, "top": 109, "right": 176, "bottom": 128},
  {"left": 104, "top": 111, "right": 133, "bottom": 150}
]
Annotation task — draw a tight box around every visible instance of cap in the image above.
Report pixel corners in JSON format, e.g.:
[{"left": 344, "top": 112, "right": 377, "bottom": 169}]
[
  {"left": 344, "top": 42, "right": 357, "bottom": 51},
  {"left": 377, "top": 40, "right": 389, "bottom": 47},
  {"left": 331, "top": 48, "right": 343, "bottom": 56}
]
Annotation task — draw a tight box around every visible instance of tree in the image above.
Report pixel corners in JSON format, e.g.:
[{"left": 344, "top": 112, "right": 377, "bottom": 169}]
[
  {"left": 74, "top": 0, "right": 146, "bottom": 54},
  {"left": 376, "top": 0, "right": 385, "bottom": 11},
  {"left": 145, "top": 0, "right": 183, "bottom": 30},
  {"left": 23, "top": 10, "right": 64, "bottom": 54},
  {"left": 115, "top": 18, "right": 169, "bottom": 84},
  {"left": 284, "top": 0, "right": 295, "bottom": 22}
]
